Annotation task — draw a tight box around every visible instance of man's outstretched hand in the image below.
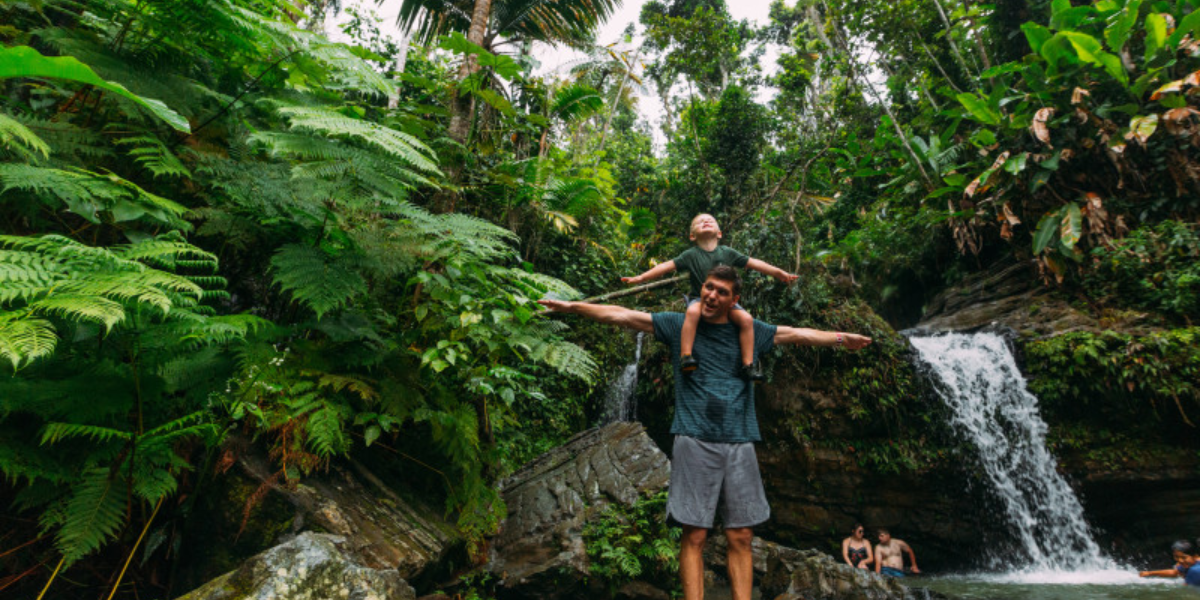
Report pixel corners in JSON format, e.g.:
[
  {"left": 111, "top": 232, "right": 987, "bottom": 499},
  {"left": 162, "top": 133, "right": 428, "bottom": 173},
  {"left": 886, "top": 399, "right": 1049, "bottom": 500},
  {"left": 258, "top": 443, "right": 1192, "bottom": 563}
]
[
  {"left": 620, "top": 276, "right": 641, "bottom": 285},
  {"left": 776, "top": 272, "right": 800, "bottom": 284},
  {"left": 537, "top": 298, "right": 574, "bottom": 313},
  {"left": 843, "top": 333, "right": 872, "bottom": 350}
]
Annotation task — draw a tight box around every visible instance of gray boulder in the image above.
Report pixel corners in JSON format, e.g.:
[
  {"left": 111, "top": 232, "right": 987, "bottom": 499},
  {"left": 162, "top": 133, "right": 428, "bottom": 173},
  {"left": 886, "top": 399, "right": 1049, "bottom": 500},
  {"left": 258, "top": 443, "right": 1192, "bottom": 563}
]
[
  {"left": 176, "top": 532, "right": 415, "bottom": 600},
  {"left": 705, "top": 536, "right": 909, "bottom": 600},
  {"left": 487, "top": 421, "right": 671, "bottom": 598}
]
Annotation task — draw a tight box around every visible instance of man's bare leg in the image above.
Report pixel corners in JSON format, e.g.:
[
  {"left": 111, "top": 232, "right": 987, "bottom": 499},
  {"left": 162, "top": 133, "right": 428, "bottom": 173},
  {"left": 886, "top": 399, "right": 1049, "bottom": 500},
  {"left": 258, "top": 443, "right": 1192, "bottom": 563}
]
[
  {"left": 725, "top": 527, "right": 754, "bottom": 600},
  {"left": 681, "top": 525, "right": 708, "bottom": 600}
]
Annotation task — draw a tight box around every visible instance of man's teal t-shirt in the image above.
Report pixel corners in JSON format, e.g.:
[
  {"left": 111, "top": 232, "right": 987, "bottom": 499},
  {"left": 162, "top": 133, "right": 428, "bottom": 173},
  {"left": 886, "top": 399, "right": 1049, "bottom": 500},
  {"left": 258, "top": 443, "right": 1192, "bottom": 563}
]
[
  {"left": 651, "top": 312, "right": 777, "bottom": 443},
  {"left": 673, "top": 246, "right": 749, "bottom": 296}
]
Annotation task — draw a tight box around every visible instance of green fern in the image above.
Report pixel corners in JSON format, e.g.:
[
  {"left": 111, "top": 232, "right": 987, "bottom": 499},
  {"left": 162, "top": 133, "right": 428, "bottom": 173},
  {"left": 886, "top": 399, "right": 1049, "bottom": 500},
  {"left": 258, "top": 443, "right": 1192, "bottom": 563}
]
[
  {"left": 0, "top": 112, "right": 50, "bottom": 158},
  {"left": 275, "top": 106, "right": 440, "bottom": 174},
  {"left": 0, "top": 313, "right": 57, "bottom": 369},
  {"left": 0, "top": 164, "right": 189, "bottom": 226},
  {"left": 270, "top": 244, "right": 367, "bottom": 318},
  {"left": 116, "top": 136, "right": 192, "bottom": 179},
  {"left": 52, "top": 467, "right": 127, "bottom": 566}
]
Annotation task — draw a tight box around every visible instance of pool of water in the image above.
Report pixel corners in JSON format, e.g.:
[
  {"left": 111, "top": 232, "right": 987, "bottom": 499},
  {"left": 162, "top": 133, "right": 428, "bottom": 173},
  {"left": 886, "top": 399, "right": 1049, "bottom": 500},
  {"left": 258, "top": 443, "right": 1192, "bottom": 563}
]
[{"left": 912, "top": 571, "right": 1198, "bottom": 600}]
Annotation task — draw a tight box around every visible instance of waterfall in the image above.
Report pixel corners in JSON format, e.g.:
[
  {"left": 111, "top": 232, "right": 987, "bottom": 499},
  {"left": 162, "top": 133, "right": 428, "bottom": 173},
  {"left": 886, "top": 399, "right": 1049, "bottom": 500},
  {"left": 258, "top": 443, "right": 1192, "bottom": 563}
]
[
  {"left": 908, "top": 331, "right": 1122, "bottom": 575},
  {"left": 601, "top": 332, "right": 644, "bottom": 424}
]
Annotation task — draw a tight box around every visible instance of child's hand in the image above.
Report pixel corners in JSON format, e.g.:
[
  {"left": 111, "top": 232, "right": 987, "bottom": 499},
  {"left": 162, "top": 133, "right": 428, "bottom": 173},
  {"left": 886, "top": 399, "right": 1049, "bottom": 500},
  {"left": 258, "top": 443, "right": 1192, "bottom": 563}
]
[
  {"left": 621, "top": 276, "right": 641, "bottom": 285},
  {"left": 776, "top": 272, "right": 799, "bottom": 284}
]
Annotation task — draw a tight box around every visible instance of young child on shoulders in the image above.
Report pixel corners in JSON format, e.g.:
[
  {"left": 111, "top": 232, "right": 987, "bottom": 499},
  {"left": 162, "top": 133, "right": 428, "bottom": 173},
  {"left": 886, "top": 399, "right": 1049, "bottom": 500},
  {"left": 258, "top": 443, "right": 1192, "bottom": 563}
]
[{"left": 621, "top": 213, "right": 797, "bottom": 380}]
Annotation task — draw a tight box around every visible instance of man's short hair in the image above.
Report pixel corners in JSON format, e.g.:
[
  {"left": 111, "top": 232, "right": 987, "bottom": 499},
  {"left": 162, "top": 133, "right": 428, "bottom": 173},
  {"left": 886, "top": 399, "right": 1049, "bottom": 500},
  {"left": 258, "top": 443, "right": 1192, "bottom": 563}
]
[
  {"left": 706, "top": 265, "right": 742, "bottom": 296},
  {"left": 877, "top": 528, "right": 890, "bottom": 537},
  {"left": 1172, "top": 539, "right": 1194, "bottom": 555}
]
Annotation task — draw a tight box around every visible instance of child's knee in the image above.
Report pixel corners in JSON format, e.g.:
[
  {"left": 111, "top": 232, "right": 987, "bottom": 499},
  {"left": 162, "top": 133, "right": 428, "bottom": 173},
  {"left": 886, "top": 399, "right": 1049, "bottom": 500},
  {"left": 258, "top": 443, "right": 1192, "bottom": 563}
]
[
  {"left": 732, "top": 309, "right": 754, "bottom": 326},
  {"left": 686, "top": 302, "right": 703, "bottom": 316}
]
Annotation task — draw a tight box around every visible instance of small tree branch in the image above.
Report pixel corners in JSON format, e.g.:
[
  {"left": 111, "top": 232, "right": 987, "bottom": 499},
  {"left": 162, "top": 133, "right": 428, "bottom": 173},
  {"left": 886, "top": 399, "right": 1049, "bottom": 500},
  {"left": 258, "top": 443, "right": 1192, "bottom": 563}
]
[{"left": 581, "top": 274, "right": 688, "bottom": 303}]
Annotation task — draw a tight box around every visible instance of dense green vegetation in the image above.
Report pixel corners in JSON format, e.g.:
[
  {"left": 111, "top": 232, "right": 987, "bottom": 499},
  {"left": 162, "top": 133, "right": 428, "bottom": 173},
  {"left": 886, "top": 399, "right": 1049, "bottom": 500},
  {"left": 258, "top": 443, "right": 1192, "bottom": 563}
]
[{"left": 2, "top": 0, "right": 1199, "bottom": 597}]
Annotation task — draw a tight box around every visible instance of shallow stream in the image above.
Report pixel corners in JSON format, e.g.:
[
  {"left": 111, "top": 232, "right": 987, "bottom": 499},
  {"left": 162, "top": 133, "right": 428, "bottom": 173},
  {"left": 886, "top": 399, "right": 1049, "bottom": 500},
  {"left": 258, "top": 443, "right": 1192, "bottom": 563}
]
[{"left": 913, "top": 571, "right": 1197, "bottom": 599}]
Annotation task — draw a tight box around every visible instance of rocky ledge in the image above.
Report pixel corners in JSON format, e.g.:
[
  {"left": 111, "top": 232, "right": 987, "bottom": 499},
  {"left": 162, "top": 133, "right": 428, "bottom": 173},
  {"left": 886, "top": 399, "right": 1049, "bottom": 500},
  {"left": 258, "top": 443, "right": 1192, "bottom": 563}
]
[{"left": 487, "top": 421, "right": 672, "bottom": 598}]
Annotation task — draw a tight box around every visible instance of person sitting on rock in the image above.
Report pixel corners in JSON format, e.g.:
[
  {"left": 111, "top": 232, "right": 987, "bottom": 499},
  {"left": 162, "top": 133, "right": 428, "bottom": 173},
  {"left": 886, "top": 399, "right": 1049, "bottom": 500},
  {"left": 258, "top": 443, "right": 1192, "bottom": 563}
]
[
  {"left": 874, "top": 529, "right": 920, "bottom": 577},
  {"left": 842, "top": 523, "right": 874, "bottom": 569},
  {"left": 1140, "top": 540, "right": 1200, "bottom": 585}
]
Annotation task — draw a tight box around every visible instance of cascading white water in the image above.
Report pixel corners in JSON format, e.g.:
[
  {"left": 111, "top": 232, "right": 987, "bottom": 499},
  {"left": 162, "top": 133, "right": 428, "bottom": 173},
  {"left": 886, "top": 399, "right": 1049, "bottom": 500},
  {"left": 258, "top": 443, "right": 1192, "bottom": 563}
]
[
  {"left": 909, "top": 332, "right": 1126, "bottom": 579},
  {"left": 601, "top": 331, "right": 643, "bottom": 424}
]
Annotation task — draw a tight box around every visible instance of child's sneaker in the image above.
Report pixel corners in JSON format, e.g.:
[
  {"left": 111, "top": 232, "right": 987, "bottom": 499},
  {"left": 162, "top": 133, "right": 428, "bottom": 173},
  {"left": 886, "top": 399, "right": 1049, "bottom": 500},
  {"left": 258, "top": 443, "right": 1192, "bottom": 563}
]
[
  {"left": 680, "top": 355, "right": 699, "bottom": 373},
  {"left": 739, "top": 362, "right": 764, "bottom": 382}
]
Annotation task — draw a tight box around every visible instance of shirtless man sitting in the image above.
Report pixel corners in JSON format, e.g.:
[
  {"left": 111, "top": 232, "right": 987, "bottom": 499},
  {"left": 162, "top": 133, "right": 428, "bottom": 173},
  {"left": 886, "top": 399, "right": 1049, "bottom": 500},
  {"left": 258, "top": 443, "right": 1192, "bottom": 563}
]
[{"left": 874, "top": 529, "right": 920, "bottom": 577}]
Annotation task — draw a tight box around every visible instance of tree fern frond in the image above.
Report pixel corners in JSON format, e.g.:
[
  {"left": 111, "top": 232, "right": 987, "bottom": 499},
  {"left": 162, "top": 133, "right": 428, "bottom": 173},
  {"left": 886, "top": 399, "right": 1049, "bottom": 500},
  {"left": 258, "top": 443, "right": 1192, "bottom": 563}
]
[
  {"left": 54, "top": 467, "right": 126, "bottom": 566},
  {"left": 527, "top": 339, "right": 597, "bottom": 383},
  {"left": 115, "top": 136, "right": 192, "bottom": 179},
  {"left": 0, "top": 313, "right": 57, "bottom": 369},
  {"left": 276, "top": 106, "right": 441, "bottom": 174},
  {"left": 305, "top": 404, "right": 349, "bottom": 457},
  {"left": 0, "top": 164, "right": 189, "bottom": 226},
  {"left": 29, "top": 295, "right": 125, "bottom": 330},
  {"left": 0, "top": 112, "right": 50, "bottom": 158},
  {"left": 309, "top": 371, "right": 380, "bottom": 402},
  {"left": 270, "top": 244, "right": 366, "bottom": 318},
  {"left": 116, "top": 238, "right": 218, "bottom": 270},
  {"left": 40, "top": 423, "right": 132, "bottom": 446}
]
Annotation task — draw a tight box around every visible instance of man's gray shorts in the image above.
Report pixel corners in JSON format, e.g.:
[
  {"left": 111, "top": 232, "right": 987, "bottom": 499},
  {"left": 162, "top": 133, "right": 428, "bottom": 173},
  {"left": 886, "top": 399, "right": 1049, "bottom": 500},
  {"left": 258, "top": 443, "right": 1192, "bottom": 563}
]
[{"left": 666, "top": 435, "right": 770, "bottom": 529}]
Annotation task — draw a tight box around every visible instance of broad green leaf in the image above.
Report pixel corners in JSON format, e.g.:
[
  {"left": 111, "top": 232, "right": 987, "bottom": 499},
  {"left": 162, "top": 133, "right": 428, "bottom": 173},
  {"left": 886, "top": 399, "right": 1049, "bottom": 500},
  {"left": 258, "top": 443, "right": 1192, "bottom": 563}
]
[
  {"left": 0, "top": 46, "right": 189, "bottom": 133},
  {"left": 1059, "top": 203, "right": 1083, "bottom": 249},
  {"left": 1033, "top": 210, "right": 1061, "bottom": 255},
  {"left": 364, "top": 425, "right": 381, "bottom": 447},
  {"left": 1128, "top": 114, "right": 1159, "bottom": 143},
  {"left": 477, "top": 52, "right": 521, "bottom": 79},
  {"left": 1167, "top": 9, "right": 1200, "bottom": 47},
  {"left": 1003, "top": 152, "right": 1029, "bottom": 175},
  {"left": 438, "top": 32, "right": 487, "bottom": 57},
  {"left": 1051, "top": 5, "right": 1097, "bottom": 29},
  {"left": 956, "top": 93, "right": 1001, "bottom": 125},
  {"left": 1041, "top": 35, "right": 1079, "bottom": 70},
  {"left": 970, "top": 128, "right": 997, "bottom": 147},
  {"left": 1022, "top": 23, "right": 1053, "bottom": 54},
  {"left": 1105, "top": 0, "right": 1142, "bottom": 52},
  {"left": 1145, "top": 13, "right": 1167, "bottom": 61},
  {"left": 1062, "top": 32, "right": 1128, "bottom": 86}
]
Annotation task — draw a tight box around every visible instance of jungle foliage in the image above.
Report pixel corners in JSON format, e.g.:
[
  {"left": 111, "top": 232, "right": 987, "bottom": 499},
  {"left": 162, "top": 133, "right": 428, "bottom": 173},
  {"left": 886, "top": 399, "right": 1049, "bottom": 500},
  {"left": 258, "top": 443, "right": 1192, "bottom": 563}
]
[{"left": 3, "top": 0, "right": 1200, "bottom": 596}]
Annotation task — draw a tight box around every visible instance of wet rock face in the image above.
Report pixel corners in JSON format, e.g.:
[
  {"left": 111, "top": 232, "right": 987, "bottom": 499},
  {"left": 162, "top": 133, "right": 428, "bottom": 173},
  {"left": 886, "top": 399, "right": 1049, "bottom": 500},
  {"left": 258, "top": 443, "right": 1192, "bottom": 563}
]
[
  {"left": 176, "top": 532, "right": 415, "bottom": 600},
  {"left": 487, "top": 421, "right": 671, "bottom": 599},
  {"left": 916, "top": 259, "right": 1151, "bottom": 337}
]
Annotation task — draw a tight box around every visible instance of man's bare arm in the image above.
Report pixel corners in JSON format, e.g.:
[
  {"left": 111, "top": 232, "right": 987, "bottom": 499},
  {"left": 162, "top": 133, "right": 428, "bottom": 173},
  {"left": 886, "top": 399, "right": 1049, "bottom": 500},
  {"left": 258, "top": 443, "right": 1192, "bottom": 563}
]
[
  {"left": 774, "top": 326, "right": 872, "bottom": 349},
  {"left": 903, "top": 542, "right": 920, "bottom": 573},
  {"left": 537, "top": 299, "right": 654, "bottom": 333}
]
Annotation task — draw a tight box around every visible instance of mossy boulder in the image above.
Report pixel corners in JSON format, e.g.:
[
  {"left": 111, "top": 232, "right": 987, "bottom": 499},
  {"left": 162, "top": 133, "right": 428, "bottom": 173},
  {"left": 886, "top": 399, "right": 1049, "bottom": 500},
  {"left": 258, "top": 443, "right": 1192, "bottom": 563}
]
[{"left": 175, "top": 532, "right": 414, "bottom": 600}]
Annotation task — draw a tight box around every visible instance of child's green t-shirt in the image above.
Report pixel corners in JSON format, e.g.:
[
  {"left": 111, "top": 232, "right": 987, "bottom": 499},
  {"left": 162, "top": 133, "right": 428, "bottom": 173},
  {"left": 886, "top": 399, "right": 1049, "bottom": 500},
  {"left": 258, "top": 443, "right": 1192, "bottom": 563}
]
[{"left": 674, "top": 245, "right": 750, "bottom": 296}]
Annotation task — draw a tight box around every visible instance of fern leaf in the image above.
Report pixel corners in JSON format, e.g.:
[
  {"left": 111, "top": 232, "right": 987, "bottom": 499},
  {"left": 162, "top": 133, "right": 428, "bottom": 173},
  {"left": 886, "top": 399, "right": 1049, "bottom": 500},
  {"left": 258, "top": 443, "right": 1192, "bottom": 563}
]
[
  {"left": 0, "top": 164, "right": 189, "bottom": 226},
  {"left": 276, "top": 106, "right": 441, "bottom": 174},
  {"left": 54, "top": 467, "right": 127, "bottom": 566},
  {"left": 115, "top": 136, "right": 192, "bottom": 179},
  {"left": 40, "top": 423, "right": 132, "bottom": 446},
  {"left": 0, "top": 313, "right": 57, "bottom": 369},
  {"left": 270, "top": 244, "right": 366, "bottom": 318},
  {"left": 0, "top": 112, "right": 50, "bottom": 158},
  {"left": 29, "top": 295, "right": 126, "bottom": 330},
  {"left": 529, "top": 340, "right": 597, "bottom": 384},
  {"left": 305, "top": 404, "right": 349, "bottom": 457}
]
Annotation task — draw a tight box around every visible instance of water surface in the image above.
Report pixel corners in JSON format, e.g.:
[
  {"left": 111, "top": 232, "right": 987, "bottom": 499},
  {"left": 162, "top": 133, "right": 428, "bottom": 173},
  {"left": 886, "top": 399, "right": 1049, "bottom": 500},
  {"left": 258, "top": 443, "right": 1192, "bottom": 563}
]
[{"left": 913, "top": 572, "right": 1198, "bottom": 600}]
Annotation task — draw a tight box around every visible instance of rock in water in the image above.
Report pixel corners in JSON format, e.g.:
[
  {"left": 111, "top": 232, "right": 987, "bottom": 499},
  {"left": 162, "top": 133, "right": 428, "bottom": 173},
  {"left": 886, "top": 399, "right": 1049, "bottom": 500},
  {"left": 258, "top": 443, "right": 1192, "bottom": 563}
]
[
  {"left": 487, "top": 421, "right": 671, "bottom": 599},
  {"left": 704, "top": 536, "right": 910, "bottom": 600},
  {"left": 175, "top": 532, "right": 415, "bottom": 600}
]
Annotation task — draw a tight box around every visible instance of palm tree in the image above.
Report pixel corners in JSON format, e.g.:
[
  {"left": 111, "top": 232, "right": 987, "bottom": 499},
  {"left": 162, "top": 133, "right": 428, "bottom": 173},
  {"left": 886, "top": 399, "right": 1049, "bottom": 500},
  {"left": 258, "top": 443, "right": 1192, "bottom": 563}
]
[{"left": 393, "top": 0, "right": 623, "bottom": 146}]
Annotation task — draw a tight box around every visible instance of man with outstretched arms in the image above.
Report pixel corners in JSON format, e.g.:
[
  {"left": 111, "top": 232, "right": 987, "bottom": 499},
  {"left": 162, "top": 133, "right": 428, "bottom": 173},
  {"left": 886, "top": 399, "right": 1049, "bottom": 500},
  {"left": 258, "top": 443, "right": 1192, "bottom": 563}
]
[{"left": 538, "top": 265, "right": 872, "bottom": 600}]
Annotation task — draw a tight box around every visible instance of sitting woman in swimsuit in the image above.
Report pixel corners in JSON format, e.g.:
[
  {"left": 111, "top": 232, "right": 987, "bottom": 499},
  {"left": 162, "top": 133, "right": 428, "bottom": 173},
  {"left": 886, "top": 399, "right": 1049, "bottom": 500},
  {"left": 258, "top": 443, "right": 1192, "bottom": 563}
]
[{"left": 842, "top": 523, "right": 874, "bottom": 569}]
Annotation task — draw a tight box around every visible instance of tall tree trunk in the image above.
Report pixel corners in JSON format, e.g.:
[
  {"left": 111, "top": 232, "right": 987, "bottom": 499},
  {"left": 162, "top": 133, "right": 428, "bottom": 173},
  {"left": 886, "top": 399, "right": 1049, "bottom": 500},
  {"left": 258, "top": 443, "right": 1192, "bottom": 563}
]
[
  {"left": 594, "top": 47, "right": 641, "bottom": 156},
  {"left": 449, "top": 0, "right": 493, "bottom": 145}
]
